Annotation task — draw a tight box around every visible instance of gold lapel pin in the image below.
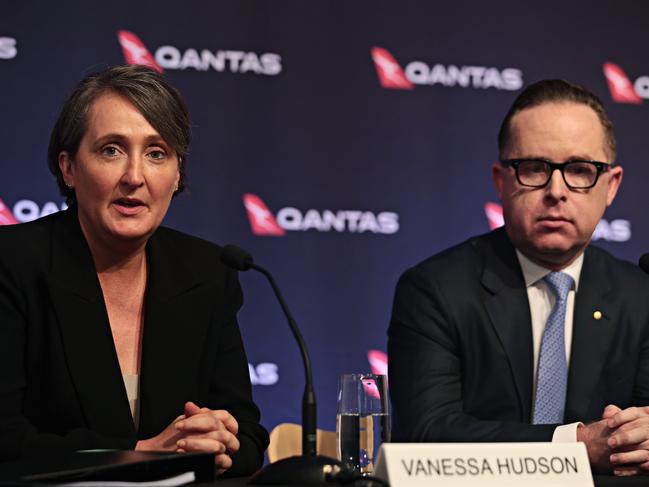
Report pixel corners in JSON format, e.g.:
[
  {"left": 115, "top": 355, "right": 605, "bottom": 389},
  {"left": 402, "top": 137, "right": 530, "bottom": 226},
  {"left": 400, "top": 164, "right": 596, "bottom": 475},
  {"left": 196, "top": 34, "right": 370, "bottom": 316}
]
[{"left": 593, "top": 311, "right": 602, "bottom": 320}]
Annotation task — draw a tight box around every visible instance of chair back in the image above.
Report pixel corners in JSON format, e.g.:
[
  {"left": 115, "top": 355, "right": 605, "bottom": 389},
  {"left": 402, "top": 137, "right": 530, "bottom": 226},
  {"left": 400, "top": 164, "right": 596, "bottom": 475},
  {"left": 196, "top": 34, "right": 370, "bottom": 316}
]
[{"left": 267, "top": 423, "right": 337, "bottom": 463}]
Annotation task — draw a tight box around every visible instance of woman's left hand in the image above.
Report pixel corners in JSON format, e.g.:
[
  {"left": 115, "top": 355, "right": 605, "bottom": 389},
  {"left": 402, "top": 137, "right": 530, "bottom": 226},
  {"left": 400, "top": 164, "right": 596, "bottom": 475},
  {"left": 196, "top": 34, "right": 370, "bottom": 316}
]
[{"left": 174, "top": 401, "right": 240, "bottom": 474}]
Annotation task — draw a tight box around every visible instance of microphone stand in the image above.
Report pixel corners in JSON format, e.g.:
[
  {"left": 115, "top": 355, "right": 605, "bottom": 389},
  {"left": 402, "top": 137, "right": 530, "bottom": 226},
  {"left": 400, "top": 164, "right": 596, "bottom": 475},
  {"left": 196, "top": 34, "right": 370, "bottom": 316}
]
[
  {"left": 250, "top": 263, "right": 317, "bottom": 457},
  {"left": 221, "top": 248, "right": 340, "bottom": 484}
]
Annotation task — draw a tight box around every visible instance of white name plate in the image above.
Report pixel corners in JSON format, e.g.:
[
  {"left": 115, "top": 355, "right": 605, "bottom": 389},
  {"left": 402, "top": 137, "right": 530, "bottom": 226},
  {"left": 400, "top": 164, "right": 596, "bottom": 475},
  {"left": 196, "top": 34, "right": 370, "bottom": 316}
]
[{"left": 375, "top": 443, "right": 593, "bottom": 487}]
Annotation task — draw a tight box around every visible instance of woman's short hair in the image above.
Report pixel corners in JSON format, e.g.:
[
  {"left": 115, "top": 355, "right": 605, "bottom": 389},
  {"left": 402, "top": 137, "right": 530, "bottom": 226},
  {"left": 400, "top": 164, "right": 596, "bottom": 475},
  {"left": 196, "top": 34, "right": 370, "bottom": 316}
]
[{"left": 48, "top": 65, "right": 191, "bottom": 203}]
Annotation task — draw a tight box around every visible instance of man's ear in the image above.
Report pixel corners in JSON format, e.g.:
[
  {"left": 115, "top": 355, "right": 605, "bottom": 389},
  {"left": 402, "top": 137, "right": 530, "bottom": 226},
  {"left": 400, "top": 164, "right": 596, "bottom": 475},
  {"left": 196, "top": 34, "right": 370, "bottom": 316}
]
[
  {"left": 492, "top": 162, "right": 505, "bottom": 200},
  {"left": 605, "top": 165, "right": 623, "bottom": 207}
]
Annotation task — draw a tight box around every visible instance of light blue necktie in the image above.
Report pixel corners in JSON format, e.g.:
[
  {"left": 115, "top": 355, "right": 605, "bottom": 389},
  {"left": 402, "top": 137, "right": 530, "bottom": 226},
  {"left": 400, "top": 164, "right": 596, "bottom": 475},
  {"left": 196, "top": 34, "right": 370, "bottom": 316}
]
[{"left": 532, "top": 271, "right": 574, "bottom": 425}]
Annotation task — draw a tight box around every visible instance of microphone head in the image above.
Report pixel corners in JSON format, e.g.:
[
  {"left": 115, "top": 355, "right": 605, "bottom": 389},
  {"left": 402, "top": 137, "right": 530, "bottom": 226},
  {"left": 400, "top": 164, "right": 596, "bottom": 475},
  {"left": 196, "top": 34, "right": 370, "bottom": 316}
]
[
  {"left": 221, "top": 244, "right": 254, "bottom": 271},
  {"left": 640, "top": 253, "right": 649, "bottom": 275}
]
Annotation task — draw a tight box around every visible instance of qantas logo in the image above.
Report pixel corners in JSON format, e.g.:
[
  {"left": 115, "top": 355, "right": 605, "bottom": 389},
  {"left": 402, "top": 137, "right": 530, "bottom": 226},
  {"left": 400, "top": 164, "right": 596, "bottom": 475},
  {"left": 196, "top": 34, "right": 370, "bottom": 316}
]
[
  {"left": 368, "top": 350, "right": 387, "bottom": 376},
  {"left": 364, "top": 350, "right": 388, "bottom": 399},
  {"left": 484, "top": 202, "right": 504, "bottom": 230},
  {"left": 0, "top": 199, "right": 67, "bottom": 226},
  {"left": 243, "top": 194, "right": 285, "bottom": 236},
  {"left": 0, "top": 198, "right": 18, "bottom": 225},
  {"left": 362, "top": 376, "right": 382, "bottom": 399},
  {"left": 371, "top": 47, "right": 414, "bottom": 90},
  {"left": 0, "top": 37, "right": 17, "bottom": 60},
  {"left": 371, "top": 46, "right": 523, "bottom": 91},
  {"left": 602, "top": 62, "right": 645, "bottom": 104},
  {"left": 117, "top": 31, "right": 162, "bottom": 73},
  {"left": 243, "top": 193, "right": 399, "bottom": 236},
  {"left": 484, "top": 202, "right": 631, "bottom": 242},
  {"left": 592, "top": 219, "right": 631, "bottom": 242},
  {"left": 117, "top": 30, "right": 282, "bottom": 76},
  {"left": 248, "top": 362, "right": 279, "bottom": 386}
]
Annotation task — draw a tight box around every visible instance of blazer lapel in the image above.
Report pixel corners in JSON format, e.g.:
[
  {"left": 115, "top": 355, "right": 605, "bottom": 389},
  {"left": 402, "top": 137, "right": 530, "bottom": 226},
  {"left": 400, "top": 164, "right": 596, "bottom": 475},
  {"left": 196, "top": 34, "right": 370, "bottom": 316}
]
[
  {"left": 480, "top": 230, "right": 534, "bottom": 421},
  {"left": 46, "top": 208, "right": 135, "bottom": 437},
  {"left": 138, "top": 231, "right": 213, "bottom": 436},
  {"left": 565, "top": 248, "right": 617, "bottom": 422}
]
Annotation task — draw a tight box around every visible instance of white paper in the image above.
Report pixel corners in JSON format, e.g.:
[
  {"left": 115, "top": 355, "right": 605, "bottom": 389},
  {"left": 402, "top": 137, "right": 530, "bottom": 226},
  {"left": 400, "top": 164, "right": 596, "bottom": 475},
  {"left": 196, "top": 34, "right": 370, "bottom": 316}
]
[{"left": 57, "top": 470, "right": 195, "bottom": 487}]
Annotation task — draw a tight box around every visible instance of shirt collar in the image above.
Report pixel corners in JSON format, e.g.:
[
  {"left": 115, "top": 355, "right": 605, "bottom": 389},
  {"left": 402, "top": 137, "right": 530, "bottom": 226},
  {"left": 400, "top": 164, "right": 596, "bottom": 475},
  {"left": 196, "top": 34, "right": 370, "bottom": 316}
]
[{"left": 515, "top": 249, "right": 584, "bottom": 292}]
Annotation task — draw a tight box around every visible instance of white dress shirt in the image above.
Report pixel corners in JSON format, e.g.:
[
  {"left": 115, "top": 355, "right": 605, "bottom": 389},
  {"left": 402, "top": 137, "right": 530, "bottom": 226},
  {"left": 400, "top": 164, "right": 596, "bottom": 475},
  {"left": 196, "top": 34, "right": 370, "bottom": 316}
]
[{"left": 515, "top": 250, "right": 584, "bottom": 442}]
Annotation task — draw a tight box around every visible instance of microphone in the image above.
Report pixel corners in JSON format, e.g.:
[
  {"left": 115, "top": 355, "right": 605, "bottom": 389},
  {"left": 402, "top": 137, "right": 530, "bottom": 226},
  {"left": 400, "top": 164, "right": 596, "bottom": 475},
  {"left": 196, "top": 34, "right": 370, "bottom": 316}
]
[
  {"left": 220, "top": 244, "right": 253, "bottom": 271},
  {"left": 220, "top": 245, "right": 340, "bottom": 484},
  {"left": 640, "top": 254, "right": 649, "bottom": 274}
]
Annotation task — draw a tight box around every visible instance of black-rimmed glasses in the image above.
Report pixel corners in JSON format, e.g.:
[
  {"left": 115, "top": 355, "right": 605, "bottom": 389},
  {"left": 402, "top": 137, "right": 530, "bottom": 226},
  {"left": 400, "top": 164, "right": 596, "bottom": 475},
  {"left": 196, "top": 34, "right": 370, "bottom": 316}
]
[{"left": 500, "top": 158, "right": 612, "bottom": 189}]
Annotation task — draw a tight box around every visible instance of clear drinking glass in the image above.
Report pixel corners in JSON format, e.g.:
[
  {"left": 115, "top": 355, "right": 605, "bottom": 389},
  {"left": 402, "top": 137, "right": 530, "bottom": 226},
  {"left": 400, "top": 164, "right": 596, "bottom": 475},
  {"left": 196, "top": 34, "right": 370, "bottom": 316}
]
[{"left": 336, "top": 373, "right": 390, "bottom": 474}]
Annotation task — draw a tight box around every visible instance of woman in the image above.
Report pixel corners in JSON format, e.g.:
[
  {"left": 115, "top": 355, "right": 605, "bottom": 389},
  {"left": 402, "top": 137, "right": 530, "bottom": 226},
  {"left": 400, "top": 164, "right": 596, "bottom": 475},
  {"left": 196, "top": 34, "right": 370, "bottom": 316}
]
[{"left": 0, "top": 65, "right": 268, "bottom": 476}]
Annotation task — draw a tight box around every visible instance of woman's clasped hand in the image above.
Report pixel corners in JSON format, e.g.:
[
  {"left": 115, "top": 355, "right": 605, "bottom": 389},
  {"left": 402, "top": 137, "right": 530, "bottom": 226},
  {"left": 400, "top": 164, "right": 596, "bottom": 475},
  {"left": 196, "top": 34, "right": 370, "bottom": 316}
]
[{"left": 136, "top": 402, "right": 240, "bottom": 473}]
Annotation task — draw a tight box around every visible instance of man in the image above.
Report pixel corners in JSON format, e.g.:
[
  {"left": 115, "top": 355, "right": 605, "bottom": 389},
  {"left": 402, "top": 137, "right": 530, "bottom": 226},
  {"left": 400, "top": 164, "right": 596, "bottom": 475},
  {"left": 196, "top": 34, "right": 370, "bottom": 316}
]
[{"left": 388, "top": 79, "right": 649, "bottom": 475}]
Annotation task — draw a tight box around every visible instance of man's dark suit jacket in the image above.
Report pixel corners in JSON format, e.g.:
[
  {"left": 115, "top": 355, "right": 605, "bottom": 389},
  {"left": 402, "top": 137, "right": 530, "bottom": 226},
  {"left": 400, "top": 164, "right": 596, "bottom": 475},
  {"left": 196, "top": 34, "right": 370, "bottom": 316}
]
[
  {"left": 388, "top": 228, "right": 649, "bottom": 442},
  {"left": 0, "top": 207, "right": 268, "bottom": 476}
]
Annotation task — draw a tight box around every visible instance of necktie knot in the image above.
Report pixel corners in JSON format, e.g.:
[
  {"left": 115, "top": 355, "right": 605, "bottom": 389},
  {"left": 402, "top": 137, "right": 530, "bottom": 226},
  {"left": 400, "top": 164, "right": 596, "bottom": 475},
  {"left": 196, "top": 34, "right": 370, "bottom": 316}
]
[{"left": 543, "top": 272, "right": 573, "bottom": 303}]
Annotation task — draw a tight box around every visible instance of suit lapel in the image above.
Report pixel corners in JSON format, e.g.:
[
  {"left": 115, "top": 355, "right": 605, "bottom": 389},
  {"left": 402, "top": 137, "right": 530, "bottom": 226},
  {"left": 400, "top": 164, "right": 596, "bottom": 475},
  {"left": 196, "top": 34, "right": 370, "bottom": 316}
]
[
  {"left": 46, "top": 208, "right": 135, "bottom": 437},
  {"left": 138, "top": 230, "right": 212, "bottom": 436},
  {"left": 480, "top": 230, "right": 534, "bottom": 421},
  {"left": 565, "top": 248, "right": 616, "bottom": 422}
]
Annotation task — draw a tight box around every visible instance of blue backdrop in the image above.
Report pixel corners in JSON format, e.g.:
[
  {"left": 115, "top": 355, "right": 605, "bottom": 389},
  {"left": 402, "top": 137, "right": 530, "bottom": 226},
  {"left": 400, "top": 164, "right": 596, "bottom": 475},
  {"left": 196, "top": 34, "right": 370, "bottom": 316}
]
[{"left": 2, "top": 0, "right": 649, "bottom": 436}]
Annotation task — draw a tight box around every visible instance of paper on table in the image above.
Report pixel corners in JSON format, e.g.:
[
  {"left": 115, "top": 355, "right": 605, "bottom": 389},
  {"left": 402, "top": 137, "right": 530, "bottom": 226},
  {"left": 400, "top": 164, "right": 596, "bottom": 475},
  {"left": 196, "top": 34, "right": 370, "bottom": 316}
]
[{"left": 57, "top": 470, "right": 195, "bottom": 487}]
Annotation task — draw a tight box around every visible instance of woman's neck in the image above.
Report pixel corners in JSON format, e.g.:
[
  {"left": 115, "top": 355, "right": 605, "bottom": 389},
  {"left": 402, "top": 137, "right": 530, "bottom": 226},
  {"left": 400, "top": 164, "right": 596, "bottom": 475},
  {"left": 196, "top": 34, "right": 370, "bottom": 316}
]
[{"left": 78, "top": 216, "right": 149, "bottom": 274}]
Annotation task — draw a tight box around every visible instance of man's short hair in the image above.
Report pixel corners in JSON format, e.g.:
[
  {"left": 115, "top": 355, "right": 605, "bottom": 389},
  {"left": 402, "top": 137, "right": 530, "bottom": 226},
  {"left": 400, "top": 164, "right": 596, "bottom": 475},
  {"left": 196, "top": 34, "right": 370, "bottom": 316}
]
[
  {"left": 48, "top": 65, "right": 191, "bottom": 203},
  {"left": 498, "top": 79, "right": 616, "bottom": 162}
]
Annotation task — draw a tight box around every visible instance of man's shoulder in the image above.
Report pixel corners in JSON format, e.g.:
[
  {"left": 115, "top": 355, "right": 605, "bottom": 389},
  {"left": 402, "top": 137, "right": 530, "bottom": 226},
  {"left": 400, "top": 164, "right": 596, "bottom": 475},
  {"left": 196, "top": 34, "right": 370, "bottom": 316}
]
[
  {"left": 585, "top": 244, "right": 649, "bottom": 289},
  {"left": 405, "top": 229, "right": 506, "bottom": 280}
]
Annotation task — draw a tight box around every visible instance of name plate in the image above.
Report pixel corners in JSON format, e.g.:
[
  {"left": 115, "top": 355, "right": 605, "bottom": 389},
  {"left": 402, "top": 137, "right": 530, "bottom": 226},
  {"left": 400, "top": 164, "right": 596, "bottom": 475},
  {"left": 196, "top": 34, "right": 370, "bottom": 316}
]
[{"left": 375, "top": 443, "right": 593, "bottom": 487}]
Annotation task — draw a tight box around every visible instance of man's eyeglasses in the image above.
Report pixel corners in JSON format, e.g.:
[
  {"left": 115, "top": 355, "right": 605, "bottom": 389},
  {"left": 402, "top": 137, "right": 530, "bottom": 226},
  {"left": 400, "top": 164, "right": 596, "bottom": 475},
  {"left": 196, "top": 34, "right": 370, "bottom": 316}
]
[{"left": 499, "top": 158, "right": 612, "bottom": 190}]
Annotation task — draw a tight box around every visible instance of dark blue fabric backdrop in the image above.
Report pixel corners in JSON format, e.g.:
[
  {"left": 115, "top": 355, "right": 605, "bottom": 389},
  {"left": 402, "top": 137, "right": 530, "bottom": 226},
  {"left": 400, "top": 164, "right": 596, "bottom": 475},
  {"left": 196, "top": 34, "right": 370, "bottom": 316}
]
[{"left": 2, "top": 0, "right": 649, "bottom": 435}]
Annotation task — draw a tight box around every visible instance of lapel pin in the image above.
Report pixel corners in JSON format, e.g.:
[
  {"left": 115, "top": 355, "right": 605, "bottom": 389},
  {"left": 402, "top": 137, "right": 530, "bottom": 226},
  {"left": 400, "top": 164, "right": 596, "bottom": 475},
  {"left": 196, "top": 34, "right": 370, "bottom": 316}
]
[{"left": 593, "top": 310, "right": 602, "bottom": 320}]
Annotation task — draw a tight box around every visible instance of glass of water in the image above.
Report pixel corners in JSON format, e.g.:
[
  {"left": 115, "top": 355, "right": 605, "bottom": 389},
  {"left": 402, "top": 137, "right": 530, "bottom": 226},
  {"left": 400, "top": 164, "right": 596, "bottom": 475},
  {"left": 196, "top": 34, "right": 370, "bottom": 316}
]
[{"left": 336, "top": 373, "right": 390, "bottom": 474}]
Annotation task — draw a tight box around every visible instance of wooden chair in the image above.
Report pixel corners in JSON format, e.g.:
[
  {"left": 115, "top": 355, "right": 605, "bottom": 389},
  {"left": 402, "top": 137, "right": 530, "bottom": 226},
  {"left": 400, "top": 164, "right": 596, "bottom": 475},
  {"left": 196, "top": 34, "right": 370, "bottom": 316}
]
[{"left": 267, "top": 423, "right": 337, "bottom": 463}]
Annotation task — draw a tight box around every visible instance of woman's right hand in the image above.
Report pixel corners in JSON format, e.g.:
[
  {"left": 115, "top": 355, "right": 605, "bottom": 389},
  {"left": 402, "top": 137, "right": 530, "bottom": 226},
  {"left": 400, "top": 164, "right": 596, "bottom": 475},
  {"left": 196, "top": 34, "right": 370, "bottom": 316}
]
[
  {"left": 135, "top": 414, "right": 186, "bottom": 452},
  {"left": 134, "top": 402, "right": 239, "bottom": 468},
  {"left": 174, "top": 402, "right": 240, "bottom": 474}
]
